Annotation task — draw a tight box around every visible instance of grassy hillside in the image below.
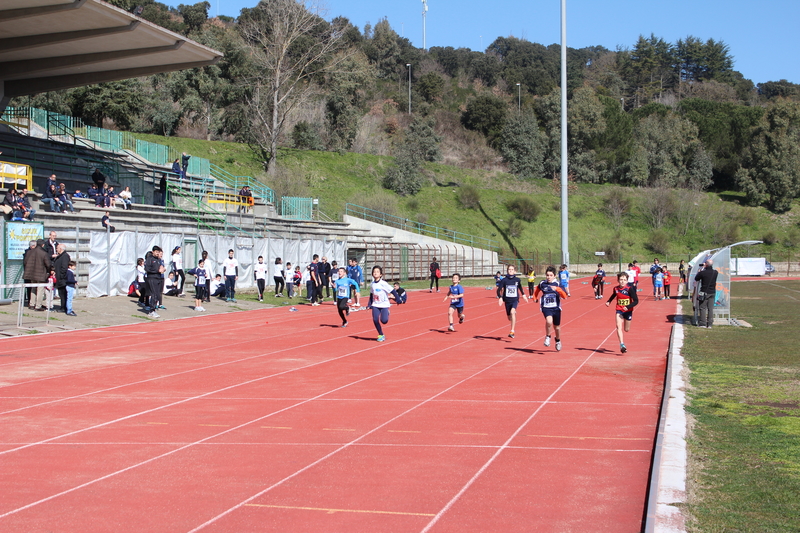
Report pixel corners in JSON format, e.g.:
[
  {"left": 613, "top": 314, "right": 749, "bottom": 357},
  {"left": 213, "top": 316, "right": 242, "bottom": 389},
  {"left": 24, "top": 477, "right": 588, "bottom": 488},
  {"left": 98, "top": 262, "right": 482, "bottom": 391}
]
[{"left": 133, "top": 133, "right": 800, "bottom": 264}]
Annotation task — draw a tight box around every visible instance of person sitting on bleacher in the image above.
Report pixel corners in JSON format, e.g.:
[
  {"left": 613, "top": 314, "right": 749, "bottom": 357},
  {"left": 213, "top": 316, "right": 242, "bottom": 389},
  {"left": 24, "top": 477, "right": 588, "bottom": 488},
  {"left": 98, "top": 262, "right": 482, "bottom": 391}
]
[
  {"left": 14, "top": 189, "right": 36, "bottom": 221},
  {"left": 58, "top": 184, "right": 74, "bottom": 213},
  {"left": 42, "top": 184, "right": 64, "bottom": 212},
  {"left": 87, "top": 184, "right": 102, "bottom": 206},
  {"left": 107, "top": 185, "right": 118, "bottom": 209},
  {"left": 172, "top": 158, "right": 183, "bottom": 180},
  {"left": 99, "top": 183, "right": 112, "bottom": 208},
  {"left": 72, "top": 189, "right": 86, "bottom": 198},
  {"left": 118, "top": 186, "right": 133, "bottom": 209}
]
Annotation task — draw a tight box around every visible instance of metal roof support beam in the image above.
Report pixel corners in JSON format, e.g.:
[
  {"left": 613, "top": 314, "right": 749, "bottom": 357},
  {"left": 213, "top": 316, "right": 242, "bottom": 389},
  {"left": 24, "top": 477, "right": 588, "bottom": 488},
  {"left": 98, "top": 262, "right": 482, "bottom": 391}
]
[
  {"left": 0, "top": 0, "right": 87, "bottom": 22},
  {"left": 0, "top": 21, "right": 140, "bottom": 53},
  {"left": 0, "top": 41, "right": 186, "bottom": 78},
  {"left": 4, "top": 59, "right": 221, "bottom": 97}
]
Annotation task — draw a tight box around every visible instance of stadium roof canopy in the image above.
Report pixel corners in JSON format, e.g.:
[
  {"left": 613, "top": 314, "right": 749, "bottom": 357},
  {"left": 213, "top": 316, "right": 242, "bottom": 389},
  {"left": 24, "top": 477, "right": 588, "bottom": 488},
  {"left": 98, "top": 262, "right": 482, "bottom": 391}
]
[{"left": 0, "top": 0, "right": 223, "bottom": 112}]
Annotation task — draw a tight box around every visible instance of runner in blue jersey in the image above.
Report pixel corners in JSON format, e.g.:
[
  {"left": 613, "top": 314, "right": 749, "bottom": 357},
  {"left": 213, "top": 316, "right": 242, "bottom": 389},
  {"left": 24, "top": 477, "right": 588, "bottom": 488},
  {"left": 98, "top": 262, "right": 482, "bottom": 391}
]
[
  {"left": 334, "top": 266, "right": 360, "bottom": 327},
  {"left": 443, "top": 273, "right": 465, "bottom": 331},
  {"left": 497, "top": 264, "right": 529, "bottom": 339},
  {"left": 534, "top": 266, "right": 569, "bottom": 351}
]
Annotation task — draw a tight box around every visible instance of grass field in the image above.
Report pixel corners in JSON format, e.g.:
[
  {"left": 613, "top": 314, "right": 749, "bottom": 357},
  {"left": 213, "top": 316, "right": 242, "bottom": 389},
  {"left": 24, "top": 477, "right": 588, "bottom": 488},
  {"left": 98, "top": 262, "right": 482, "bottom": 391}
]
[{"left": 683, "top": 279, "right": 800, "bottom": 532}]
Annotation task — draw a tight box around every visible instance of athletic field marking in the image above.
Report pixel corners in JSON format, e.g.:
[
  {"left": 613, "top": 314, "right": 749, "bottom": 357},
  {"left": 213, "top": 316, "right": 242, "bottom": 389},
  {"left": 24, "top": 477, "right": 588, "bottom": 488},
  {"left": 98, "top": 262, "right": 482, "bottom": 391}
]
[
  {"left": 525, "top": 434, "right": 651, "bottom": 441},
  {"left": 453, "top": 432, "right": 488, "bottom": 436},
  {"left": 388, "top": 430, "right": 421, "bottom": 433},
  {"left": 420, "top": 330, "right": 618, "bottom": 533},
  {"left": 244, "top": 504, "right": 435, "bottom": 517},
  {"left": 198, "top": 424, "right": 230, "bottom": 427},
  {"left": 765, "top": 281, "right": 800, "bottom": 294},
  {"left": 185, "top": 313, "right": 592, "bottom": 532},
  {"left": 146, "top": 422, "right": 168, "bottom": 425},
  {"left": 0, "top": 320, "right": 480, "bottom": 520},
  {"left": 261, "top": 426, "right": 292, "bottom": 430},
  {"left": 322, "top": 428, "right": 356, "bottom": 432}
]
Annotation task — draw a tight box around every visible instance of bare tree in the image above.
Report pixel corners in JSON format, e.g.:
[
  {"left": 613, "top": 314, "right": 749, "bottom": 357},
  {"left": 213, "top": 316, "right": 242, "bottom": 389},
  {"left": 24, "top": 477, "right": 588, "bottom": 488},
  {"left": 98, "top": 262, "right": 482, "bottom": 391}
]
[{"left": 239, "top": 0, "right": 346, "bottom": 175}]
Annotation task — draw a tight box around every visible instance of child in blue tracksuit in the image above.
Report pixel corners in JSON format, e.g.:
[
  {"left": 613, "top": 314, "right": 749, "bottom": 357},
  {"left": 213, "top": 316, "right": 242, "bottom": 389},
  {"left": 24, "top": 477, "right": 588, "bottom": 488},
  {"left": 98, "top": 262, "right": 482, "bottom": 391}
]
[
  {"left": 334, "top": 267, "right": 360, "bottom": 327},
  {"left": 347, "top": 258, "right": 363, "bottom": 290},
  {"left": 558, "top": 264, "right": 571, "bottom": 297}
]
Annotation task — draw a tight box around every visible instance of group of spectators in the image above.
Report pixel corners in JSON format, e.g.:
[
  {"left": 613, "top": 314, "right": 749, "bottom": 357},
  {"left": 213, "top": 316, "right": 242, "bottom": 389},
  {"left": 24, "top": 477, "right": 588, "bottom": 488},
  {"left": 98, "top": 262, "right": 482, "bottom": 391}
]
[
  {"left": 2, "top": 188, "right": 36, "bottom": 221},
  {"left": 21, "top": 231, "right": 78, "bottom": 316},
  {"left": 267, "top": 256, "right": 364, "bottom": 304}
]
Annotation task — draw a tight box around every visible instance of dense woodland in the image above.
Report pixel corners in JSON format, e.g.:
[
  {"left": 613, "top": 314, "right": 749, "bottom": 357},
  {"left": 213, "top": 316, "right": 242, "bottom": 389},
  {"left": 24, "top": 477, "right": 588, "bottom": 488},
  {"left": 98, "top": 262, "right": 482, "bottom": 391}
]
[{"left": 14, "top": 0, "right": 800, "bottom": 213}]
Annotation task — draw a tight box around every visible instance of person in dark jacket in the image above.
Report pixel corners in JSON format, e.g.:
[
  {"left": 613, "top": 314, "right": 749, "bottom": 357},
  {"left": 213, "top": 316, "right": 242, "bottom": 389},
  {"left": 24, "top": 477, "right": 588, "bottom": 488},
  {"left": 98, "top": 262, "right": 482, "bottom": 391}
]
[
  {"left": 42, "top": 184, "right": 63, "bottom": 212},
  {"left": 22, "top": 240, "right": 51, "bottom": 310},
  {"left": 87, "top": 184, "right": 103, "bottom": 207},
  {"left": 21, "top": 240, "right": 37, "bottom": 306},
  {"left": 181, "top": 152, "right": 191, "bottom": 175},
  {"left": 159, "top": 174, "right": 168, "bottom": 206},
  {"left": 91, "top": 168, "right": 106, "bottom": 188},
  {"left": 144, "top": 246, "right": 166, "bottom": 317},
  {"left": 694, "top": 259, "right": 719, "bottom": 329},
  {"left": 53, "top": 244, "right": 71, "bottom": 312}
]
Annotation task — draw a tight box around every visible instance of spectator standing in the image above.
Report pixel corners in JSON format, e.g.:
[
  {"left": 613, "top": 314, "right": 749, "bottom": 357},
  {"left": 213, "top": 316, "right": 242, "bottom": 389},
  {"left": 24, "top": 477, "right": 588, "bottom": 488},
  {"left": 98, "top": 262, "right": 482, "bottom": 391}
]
[
  {"left": 118, "top": 186, "right": 133, "bottom": 209},
  {"left": 238, "top": 186, "right": 252, "bottom": 213},
  {"left": 64, "top": 261, "right": 78, "bottom": 316},
  {"left": 679, "top": 260, "right": 687, "bottom": 287},
  {"left": 347, "top": 258, "right": 363, "bottom": 291},
  {"left": 135, "top": 257, "right": 147, "bottom": 307},
  {"left": 91, "top": 168, "right": 106, "bottom": 188},
  {"left": 429, "top": 257, "right": 440, "bottom": 292},
  {"left": 22, "top": 239, "right": 51, "bottom": 311},
  {"left": 318, "top": 256, "right": 331, "bottom": 299},
  {"left": 222, "top": 249, "right": 239, "bottom": 302},
  {"left": 53, "top": 244, "right": 70, "bottom": 313},
  {"left": 22, "top": 240, "right": 36, "bottom": 306},
  {"left": 254, "top": 255, "right": 267, "bottom": 301},
  {"left": 201, "top": 250, "right": 211, "bottom": 302},
  {"left": 144, "top": 246, "right": 166, "bottom": 318},
  {"left": 44, "top": 231, "right": 59, "bottom": 261},
  {"left": 171, "top": 246, "right": 185, "bottom": 295},
  {"left": 695, "top": 259, "right": 719, "bottom": 329},
  {"left": 649, "top": 258, "right": 662, "bottom": 297},
  {"left": 181, "top": 152, "right": 191, "bottom": 176},
  {"left": 285, "top": 262, "right": 294, "bottom": 298},
  {"left": 308, "top": 254, "right": 321, "bottom": 305},
  {"left": 159, "top": 174, "right": 168, "bottom": 206}
]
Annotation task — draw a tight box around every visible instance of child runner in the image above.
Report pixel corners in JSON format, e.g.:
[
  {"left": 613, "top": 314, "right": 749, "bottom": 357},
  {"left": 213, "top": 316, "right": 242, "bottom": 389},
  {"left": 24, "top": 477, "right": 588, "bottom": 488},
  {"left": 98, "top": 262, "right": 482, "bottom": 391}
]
[
  {"left": 497, "top": 264, "right": 529, "bottom": 339},
  {"left": 194, "top": 259, "right": 208, "bottom": 311},
  {"left": 222, "top": 249, "right": 239, "bottom": 302},
  {"left": 284, "top": 262, "right": 294, "bottom": 298},
  {"left": 534, "top": 266, "right": 568, "bottom": 351},
  {"left": 272, "top": 257, "right": 285, "bottom": 297},
  {"left": 605, "top": 272, "right": 639, "bottom": 353},
  {"left": 443, "top": 273, "right": 465, "bottom": 331},
  {"left": 292, "top": 265, "right": 302, "bottom": 297},
  {"left": 592, "top": 263, "right": 606, "bottom": 299},
  {"left": 625, "top": 263, "right": 637, "bottom": 288},
  {"left": 254, "top": 255, "right": 268, "bottom": 301},
  {"left": 631, "top": 260, "right": 641, "bottom": 291},
  {"left": 527, "top": 268, "right": 536, "bottom": 298},
  {"left": 654, "top": 267, "right": 664, "bottom": 300},
  {"left": 334, "top": 266, "right": 360, "bottom": 327},
  {"left": 367, "top": 265, "right": 399, "bottom": 342},
  {"left": 662, "top": 266, "right": 672, "bottom": 300},
  {"left": 678, "top": 260, "right": 687, "bottom": 288},
  {"left": 494, "top": 270, "right": 503, "bottom": 298},
  {"left": 558, "top": 264, "right": 571, "bottom": 297}
]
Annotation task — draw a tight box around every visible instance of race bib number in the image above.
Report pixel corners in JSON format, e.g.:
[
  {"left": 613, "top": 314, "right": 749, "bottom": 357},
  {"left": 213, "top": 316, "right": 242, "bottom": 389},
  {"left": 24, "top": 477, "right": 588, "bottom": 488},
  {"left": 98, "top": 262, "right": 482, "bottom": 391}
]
[
  {"left": 505, "top": 285, "right": 518, "bottom": 298},
  {"left": 618, "top": 297, "right": 630, "bottom": 307},
  {"left": 337, "top": 285, "right": 349, "bottom": 298},
  {"left": 542, "top": 293, "right": 558, "bottom": 308},
  {"left": 197, "top": 275, "right": 206, "bottom": 285}
]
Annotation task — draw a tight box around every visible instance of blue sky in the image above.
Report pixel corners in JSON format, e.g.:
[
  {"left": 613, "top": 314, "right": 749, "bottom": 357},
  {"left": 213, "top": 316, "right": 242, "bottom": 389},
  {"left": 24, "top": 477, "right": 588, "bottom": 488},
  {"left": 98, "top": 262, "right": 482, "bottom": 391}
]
[{"left": 212, "top": 0, "right": 799, "bottom": 85}]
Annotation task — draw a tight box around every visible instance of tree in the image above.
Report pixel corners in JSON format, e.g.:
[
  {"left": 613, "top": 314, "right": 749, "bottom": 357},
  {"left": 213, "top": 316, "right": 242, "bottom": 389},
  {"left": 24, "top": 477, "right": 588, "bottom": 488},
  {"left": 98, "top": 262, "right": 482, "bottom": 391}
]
[
  {"left": 567, "top": 87, "right": 607, "bottom": 183},
  {"left": 69, "top": 80, "right": 144, "bottom": 129},
  {"left": 178, "top": 1, "right": 210, "bottom": 34},
  {"left": 417, "top": 72, "right": 445, "bottom": 103},
  {"left": 736, "top": 101, "right": 800, "bottom": 212},
  {"left": 461, "top": 95, "right": 507, "bottom": 142},
  {"left": 325, "top": 51, "right": 374, "bottom": 151},
  {"left": 238, "top": 0, "right": 346, "bottom": 174},
  {"left": 498, "top": 114, "right": 545, "bottom": 180},
  {"left": 362, "top": 18, "right": 401, "bottom": 78},
  {"left": 291, "top": 121, "right": 324, "bottom": 150},
  {"left": 383, "top": 116, "right": 441, "bottom": 196}
]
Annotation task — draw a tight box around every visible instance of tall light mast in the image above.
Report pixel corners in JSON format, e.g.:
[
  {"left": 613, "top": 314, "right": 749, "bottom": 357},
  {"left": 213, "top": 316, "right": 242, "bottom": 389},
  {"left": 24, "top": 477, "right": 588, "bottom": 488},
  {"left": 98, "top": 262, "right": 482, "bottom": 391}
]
[{"left": 422, "top": 0, "right": 428, "bottom": 50}]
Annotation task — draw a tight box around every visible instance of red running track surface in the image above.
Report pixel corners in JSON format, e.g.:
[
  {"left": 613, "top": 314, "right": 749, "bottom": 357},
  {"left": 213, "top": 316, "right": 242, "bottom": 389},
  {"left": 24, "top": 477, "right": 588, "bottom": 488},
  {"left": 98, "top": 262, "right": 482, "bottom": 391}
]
[{"left": 0, "top": 279, "right": 672, "bottom": 532}]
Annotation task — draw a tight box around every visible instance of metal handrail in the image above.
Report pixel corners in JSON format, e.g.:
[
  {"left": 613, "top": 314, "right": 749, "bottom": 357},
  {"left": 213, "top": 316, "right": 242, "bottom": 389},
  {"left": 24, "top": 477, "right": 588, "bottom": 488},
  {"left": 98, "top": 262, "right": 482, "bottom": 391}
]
[
  {"left": 209, "top": 163, "right": 275, "bottom": 204},
  {"left": 345, "top": 203, "right": 498, "bottom": 250}
]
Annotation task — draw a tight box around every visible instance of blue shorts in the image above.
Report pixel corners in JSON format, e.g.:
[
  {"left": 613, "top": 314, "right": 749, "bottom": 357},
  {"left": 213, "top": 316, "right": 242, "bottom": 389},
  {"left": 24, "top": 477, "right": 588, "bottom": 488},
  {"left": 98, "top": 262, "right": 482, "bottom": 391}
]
[
  {"left": 616, "top": 310, "right": 633, "bottom": 321},
  {"left": 450, "top": 303, "right": 465, "bottom": 312},
  {"left": 503, "top": 300, "right": 519, "bottom": 315},
  {"left": 541, "top": 308, "right": 561, "bottom": 326}
]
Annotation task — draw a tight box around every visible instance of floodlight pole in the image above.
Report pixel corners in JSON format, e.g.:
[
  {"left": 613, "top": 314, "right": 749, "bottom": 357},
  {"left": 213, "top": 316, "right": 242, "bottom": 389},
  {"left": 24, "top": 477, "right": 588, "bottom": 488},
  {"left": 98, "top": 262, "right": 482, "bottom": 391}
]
[
  {"left": 560, "top": 0, "right": 569, "bottom": 266},
  {"left": 516, "top": 83, "right": 521, "bottom": 115},
  {"left": 422, "top": 0, "right": 428, "bottom": 50}
]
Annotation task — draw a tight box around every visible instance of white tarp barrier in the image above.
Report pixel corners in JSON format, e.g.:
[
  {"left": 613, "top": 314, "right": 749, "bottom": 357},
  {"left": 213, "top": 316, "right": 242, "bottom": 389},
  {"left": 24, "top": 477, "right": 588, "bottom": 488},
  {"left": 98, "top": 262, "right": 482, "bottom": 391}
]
[
  {"left": 88, "top": 231, "right": 346, "bottom": 298},
  {"left": 733, "top": 257, "right": 766, "bottom": 276}
]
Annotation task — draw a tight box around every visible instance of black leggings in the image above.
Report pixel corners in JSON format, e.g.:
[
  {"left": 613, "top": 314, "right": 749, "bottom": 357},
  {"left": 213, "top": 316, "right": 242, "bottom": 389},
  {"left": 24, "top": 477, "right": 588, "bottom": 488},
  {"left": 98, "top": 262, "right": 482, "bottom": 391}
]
[
  {"left": 257, "top": 278, "right": 265, "bottom": 298},
  {"left": 274, "top": 276, "right": 285, "bottom": 295},
  {"left": 175, "top": 269, "right": 185, "bottom": 293},
  {"left": 337, "top": 298, "right": 349, "bottom": 323},
  {"left": 430, "top": 274, "right": 439, "bottom": 291}
]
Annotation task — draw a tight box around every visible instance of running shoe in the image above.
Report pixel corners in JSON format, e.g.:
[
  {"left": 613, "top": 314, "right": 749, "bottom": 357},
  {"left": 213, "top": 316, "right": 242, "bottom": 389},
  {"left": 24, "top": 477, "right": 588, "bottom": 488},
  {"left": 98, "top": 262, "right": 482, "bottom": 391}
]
[
  {"left": 621, "top": 343, "right": 627, "bottom": 353},
  {"left": 199, "top": 307, "right": 206, "bottom": 312},
  {"left": 544, "top": 335, "right": 551, "bottom": 347},
  {"left": 194, "top": 306, "right": 202, "bottom": 311},
  {"left": 448, "top": 325, "right": 455, "bottom": 331},
  {"left": 158, "top": 305, "right": 166, "bottom": 310},
  {"left": 377, "top": 335, "right": 385, "bottom": 342},
  {"left": 148, "top": 311, "right": 160, "bottom": 318},
  {"left": 555, "top": 340, "right": 562, "bottom": 351},
  {"left": 342, "top": 322, "right": 348, "bottom": 328},
  {"left": 459, "top": 314, "right": 465, "bottom": 324},
  {"left": 508, "top": 331, "right": 515, "bottom": 339}
]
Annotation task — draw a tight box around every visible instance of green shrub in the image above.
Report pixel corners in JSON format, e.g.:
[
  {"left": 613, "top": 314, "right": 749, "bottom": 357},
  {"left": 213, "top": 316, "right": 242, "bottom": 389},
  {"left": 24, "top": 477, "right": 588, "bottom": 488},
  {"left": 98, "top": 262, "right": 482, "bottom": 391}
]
[
  {"left": 763, "top": 231, "right": 778, "bottom": 245},
  {"left": 506, "top": 197, "right": 540, "bottom": 222},
  {"left": 457, "top": 185, "right": 481, "bottom": 209},
  {"left": 508, "top": 217, "right": 524, "bottom": 238},
  {"left": 785, "top": 228, "right": 800, "bottom": 248},
  {"left": 646, "top": 229, "right": 671, "bottom": 255},
  {"left": 291, "top": 121, "right": 324, "bottom": 150}
]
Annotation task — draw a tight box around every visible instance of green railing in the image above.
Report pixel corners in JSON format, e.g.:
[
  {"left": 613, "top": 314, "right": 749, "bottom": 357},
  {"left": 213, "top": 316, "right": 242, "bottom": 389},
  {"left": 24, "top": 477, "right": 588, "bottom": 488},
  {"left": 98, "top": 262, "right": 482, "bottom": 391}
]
[
  {"left": 281, "top": 197, "right": 313, "bottom": 220},
  {"left": 209, "top": 163, "right": 274, "bottom": 204},
  {"left": 345, "top": 203, "right": 498, "bottom": 250}
]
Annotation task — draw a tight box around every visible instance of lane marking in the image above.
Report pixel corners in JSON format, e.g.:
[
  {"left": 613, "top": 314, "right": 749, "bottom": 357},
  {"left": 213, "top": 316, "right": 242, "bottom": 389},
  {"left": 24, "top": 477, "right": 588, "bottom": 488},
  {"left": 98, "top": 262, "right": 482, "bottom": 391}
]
[
  {"left": 199, "top": 424, "right": 230, "bottom": 427},
  {"left": 244, "top": 503, "right": 435, "bottom": 517},
  {"left": 261, "top": 426, "right": 292, "bottom": 430},
  {"left": 388, "top": 430, "right": 420, "bottom": 433},
  {"left": 453, "top": 432, "right": 488, "bottom": 436},
  {"left": 322, "top": 428, "right": 356, "bottom": 432},
  {"left": 146, "top": 422, "right": 168, "bottom": 425},
  {"left": 525, "top": 434, "right": 651, "bottom": 441}
]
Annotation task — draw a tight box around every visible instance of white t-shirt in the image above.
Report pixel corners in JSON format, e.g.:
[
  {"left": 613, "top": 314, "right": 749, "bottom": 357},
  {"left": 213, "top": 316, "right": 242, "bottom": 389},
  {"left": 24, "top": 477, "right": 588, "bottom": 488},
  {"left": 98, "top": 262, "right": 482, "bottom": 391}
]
[
  {"left": 370, "top": 279, "right": 394, "bottom": 308},
  {"left": 222, "top": 257, "right": 239, "bottom": 276},
  {"left": 254, "top": 262, "right": 268, "bottom": 280},
  {"left": 136, "top": 265, "right": 145, "bottom": 283},
  {"left": 171, "top": 253, "right": 182, "bottom": 271},
  {"left": 210, "top": 278, "right": 223, "bottom": 293},
  {"left": 273, "top": 263, "right": 283, "bottom": 277}
]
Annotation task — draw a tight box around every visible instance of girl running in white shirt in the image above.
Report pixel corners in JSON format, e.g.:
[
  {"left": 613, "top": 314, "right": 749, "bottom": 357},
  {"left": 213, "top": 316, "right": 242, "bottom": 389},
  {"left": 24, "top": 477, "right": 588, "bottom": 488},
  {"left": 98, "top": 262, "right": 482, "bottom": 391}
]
[{"left": 367, "top": 265, "right": 399, "bottom": 342}]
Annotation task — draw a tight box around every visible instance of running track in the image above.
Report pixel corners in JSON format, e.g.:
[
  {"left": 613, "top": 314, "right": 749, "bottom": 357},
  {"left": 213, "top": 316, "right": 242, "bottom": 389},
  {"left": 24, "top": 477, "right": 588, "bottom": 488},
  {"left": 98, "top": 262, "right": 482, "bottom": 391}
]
[{"left": 0, "top": 279, "right": 672, "bottom": 532}]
